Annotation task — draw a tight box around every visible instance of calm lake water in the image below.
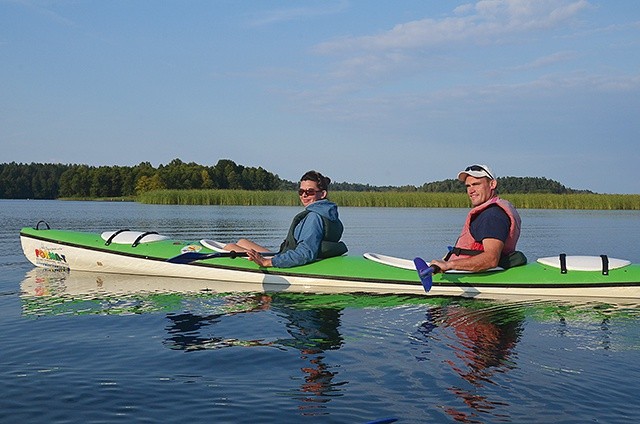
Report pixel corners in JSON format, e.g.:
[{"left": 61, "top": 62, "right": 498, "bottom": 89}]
[{"left": 2, "top": 199, "right": 640, "bottom": 423}]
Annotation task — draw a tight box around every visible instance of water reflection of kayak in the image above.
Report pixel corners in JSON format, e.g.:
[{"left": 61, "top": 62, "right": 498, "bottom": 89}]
[
  {"left": 20, "top": 268, "right": 639, "bottom": 319},
  {"left": 19, "top": 268, "right": 442, "bottom": 317},
  {"left": 20, "top": 226, "right": 640, "bottom": 301}
]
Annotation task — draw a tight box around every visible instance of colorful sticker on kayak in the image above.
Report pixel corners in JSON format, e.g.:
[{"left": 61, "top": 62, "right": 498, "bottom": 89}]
[
  {"left": 34, "top": 247, "right": 70, "bottom": 270},
  {"left": 181, "top": 244, "right": 202, "bottom": 254}
]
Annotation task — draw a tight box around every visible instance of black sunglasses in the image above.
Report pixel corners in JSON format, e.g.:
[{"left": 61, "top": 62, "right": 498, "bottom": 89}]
[
  {"left": 465, "top": 165, "right": 493, "bottom": 179},
  {"left": 298, "top": 188, "right": 323, "bottom": 197}
]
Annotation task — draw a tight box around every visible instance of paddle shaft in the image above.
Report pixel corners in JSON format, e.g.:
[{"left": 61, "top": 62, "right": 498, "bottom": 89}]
[{"left": 167, "top": 250, "right": 275, "bottom": 264}]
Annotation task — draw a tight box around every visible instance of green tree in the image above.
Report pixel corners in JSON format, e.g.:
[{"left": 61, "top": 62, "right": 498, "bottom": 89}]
[
  {"left": 201, "top": 169, "right": 213, "bottom": 189},
  {"left": 59, "top": 165, "right": 92, "bottom": 198},
  {"left": 135, "top": 173, "right": 166, "bottom": 193}
]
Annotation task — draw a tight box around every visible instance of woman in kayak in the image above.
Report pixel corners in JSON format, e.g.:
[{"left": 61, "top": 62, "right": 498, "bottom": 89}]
[{"left": 223, "top": 170, "right": 347, "bottom": 268}]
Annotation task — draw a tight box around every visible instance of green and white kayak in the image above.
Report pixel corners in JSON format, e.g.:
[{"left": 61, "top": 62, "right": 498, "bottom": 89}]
[{"left": 20, "top": 225, "right": 640, "bottom": 300}]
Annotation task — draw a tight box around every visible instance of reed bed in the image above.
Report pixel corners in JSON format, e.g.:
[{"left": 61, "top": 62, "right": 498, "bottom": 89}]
[
  {"left": 328, "top": 192, "right": 471, "bottom": 208},
  {"left": 137, "top": 190, "right": 640, "bottom": 210},
  {"left": 503, "top": 193, "right": 640, "bottom": 210},
  {"left": 137, "top": 189, "right": 299, "bottom": 206}
]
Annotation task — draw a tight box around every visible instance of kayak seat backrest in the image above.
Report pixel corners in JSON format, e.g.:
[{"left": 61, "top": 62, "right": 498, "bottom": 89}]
[{"left": 498, "top": 250, "right": 528, "bottom": 269}]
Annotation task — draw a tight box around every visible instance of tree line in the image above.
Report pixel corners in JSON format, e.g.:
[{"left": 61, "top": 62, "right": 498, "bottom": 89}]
[
  {"left": 0, "top": 159, "right": 590, "bottom": 200},
  {"left": 420, "top": 176, "right": 591, "bottom": 195},
  {"left": 0, "top": 159, "right": 286, "bottom": 199}
]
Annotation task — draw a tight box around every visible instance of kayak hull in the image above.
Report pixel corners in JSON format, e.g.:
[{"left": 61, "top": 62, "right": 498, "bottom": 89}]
[{"left": 20, "top": 227, "right": 640, "bottom": 300}]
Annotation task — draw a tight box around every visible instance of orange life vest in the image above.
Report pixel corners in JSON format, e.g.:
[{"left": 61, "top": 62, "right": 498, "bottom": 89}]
[{"left": 447, "top": 196, "right": 521, "bottom": 260}]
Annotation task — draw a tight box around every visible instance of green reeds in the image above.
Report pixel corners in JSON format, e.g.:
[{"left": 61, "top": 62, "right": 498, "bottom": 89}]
[
  {"left": 137, "top": 189, "right": 300, "bottom": 206},
  {"left": 328, "top": 192, "right": 470, "bottom": 208},
  {"left": 503, "top": 193, "right": 640, "bottom": 210},
  {"left": 137, "top": 190, "right": 640, "bottom": 210}
]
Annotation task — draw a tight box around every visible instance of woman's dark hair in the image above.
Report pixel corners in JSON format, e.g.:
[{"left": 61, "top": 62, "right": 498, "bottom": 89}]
[{"left": 300, "top": 170, "right": 331, "bottom": 191}]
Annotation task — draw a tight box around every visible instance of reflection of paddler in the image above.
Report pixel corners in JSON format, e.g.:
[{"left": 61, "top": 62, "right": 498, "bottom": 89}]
[
  {"left": 418, "top": 303, "right": 524, "bottom": 421},
  {"left": 164, "top": 295, "right": 343, "bottom": 352},
  {"left": 164, "top": 294, "right": 274, "bottom": 351},
  {"left": 422, "top": 303, "right": 523, "bottom": 384},
  {"left": 447, "top": 305, "right": 522, "bottom": 374},
  {"left": 268, "top": 300, "right": 343, "bottom": 403},
  {"left": 163, "top": 294, "right": 344, "bottom": 404},
  {"left": 299, "top": 349, "right": 338, "bottom": 401},
  {"left": 276, "top": 304, "right": 344, "bottom": 405}
]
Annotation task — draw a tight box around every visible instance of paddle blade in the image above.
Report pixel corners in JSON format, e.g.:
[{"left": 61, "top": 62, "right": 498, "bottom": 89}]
[
  {"left": 167, "top": 251, "right": 221, "bottom": 264},
  {"left": 413, "top": 257, "right": 434, "bottom": 292}
]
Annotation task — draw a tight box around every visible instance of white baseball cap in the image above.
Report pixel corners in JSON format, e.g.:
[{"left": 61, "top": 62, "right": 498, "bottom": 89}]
[{"left": 457, "top": 164, "right": 495, "bottom": 182}]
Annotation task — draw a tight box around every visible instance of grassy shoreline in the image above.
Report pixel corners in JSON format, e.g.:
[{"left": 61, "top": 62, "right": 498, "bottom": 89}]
[{"left": 135, "top": 189, "right": 640, "bottom": 210}]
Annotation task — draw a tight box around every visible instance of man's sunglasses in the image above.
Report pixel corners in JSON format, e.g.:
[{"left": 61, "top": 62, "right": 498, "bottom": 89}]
[
  {"left": 465, "top": 165, "right": 493, "bottom": 179},
  {"left": 298, "top": 188, "right": 323, "bottom": 197}
]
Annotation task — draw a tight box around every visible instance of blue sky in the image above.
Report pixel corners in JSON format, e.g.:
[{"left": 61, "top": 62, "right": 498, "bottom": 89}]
[{"left": 2, "top": 1, "right": 639, "bottom": 194}]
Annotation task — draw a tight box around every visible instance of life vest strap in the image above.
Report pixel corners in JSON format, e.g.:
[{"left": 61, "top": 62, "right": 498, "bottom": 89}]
[{"left": 444, "top": 246, "right": 482, "bottom": 261}]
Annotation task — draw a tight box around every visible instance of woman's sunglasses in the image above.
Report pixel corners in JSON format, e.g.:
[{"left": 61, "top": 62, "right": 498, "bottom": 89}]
[{"left": 298, "top": 188, "right": 323, "bottom": 197}]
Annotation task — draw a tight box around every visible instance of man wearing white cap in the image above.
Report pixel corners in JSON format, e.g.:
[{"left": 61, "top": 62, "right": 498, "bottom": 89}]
[{"left": 429, "top": 164, "right": 524, "bottom": 273}]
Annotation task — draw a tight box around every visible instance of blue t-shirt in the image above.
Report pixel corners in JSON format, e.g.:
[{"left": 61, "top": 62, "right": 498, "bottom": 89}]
[{"left": 469, "top": 204, "right": 510, "bottom": 243}]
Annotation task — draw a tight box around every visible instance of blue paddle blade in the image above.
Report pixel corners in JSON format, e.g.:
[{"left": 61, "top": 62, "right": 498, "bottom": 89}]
[
  {"left": 413, "top": 257, "right": 434, "bottom": 292},
  {"left": 166, "top": 251, "right": 222, "bottom": 264}
]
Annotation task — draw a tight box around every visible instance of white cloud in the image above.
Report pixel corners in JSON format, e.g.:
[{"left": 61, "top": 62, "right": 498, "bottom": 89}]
[
  {"left": 315, "top": 0, "right": 591, "bottom": 54},
  {"left": 309, "top": 0, "right": 593, "bottom": 85}
]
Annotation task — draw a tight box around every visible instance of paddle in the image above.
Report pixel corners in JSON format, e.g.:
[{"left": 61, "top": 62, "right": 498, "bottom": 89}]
[
  {"left": 365, "top": 418, "right": 398, "bottom": 424},
  {"left": 167, "top": 250, "right": 274, "bottom": 264},
  {"left": 413, "top": 257, "right": 441, "bottom": 293}
]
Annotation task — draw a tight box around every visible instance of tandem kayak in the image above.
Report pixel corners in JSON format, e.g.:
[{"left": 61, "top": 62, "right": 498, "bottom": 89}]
[{"left": 19, "top": 224, "right": 640, "bottom": 300}]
